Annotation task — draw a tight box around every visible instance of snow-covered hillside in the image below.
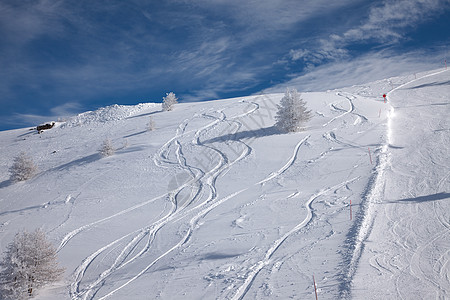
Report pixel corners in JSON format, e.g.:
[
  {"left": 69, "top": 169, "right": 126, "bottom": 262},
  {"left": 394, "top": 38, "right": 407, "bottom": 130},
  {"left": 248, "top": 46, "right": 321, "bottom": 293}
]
[{"left": 0, "top": 69, "right": 448, "bottom": 299}]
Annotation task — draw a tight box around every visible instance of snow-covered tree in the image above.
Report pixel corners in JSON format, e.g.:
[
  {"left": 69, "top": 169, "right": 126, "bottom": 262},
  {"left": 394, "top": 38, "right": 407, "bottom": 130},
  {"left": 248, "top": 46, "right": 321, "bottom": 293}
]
[
  {"left": 275, "top": 88, "right": 312, "bottom": 132},
  {"left": 147, "top": 116, "right": 155, "bottom": 131},
  {"left": 100, "top": 138, "right": 115, "bottom": 157},
  {"left": 9, "top": 152, "right": 38, "bottom": 182},
  {"left": 0, "top": 229, "right": 64, "bottom": 299},
  {"left": 162, "top": 92, "right": 178, "bottom": 111}
]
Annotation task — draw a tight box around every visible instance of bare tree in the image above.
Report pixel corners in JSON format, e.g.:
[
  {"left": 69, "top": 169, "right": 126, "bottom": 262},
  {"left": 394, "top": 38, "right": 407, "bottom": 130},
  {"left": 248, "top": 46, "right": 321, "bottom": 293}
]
[
  {"left": 100, "top": 138, "right": 115, "bottom": 157},
  {"left": 162, "top": 92, "right": 178, "bottom": 111},
  {"left": 0, "top": 229, "right": 64, "bottom": 299},
  {"left": 9, "top": 152, "right": 38, "bottom": 182},
  {"left": 275, "top": 88, "right": 312, "bottom": 132}
]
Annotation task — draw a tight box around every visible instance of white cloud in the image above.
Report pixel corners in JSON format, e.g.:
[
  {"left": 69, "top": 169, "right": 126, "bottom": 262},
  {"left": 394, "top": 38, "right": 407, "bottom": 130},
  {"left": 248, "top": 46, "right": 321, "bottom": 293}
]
[
  {"left": 290, "top": 40, "right": 349, "bottom": 65},
  {"left": 342, "top": 0, "right": 449, "bottom": 43},
  {"left": 4, "top": 102, "right": 84, "bottom": 128},
  {"left": 289, "top": 49, "right": 309, "bottom": 61},
  {"left": 287, "top": 0, "right": 450, "bottom": 67},
  {"left": 7, "top": 113, "right": 54, "bottom": 128},
  {"left": 265, "top": 49, "right": 446, "bottom": 93},
  {"left": 0, "top": 0, "right": 64, "bottom": 45},
  {"left": 50, "top": 102, "right": 83, "bottom": 117}
]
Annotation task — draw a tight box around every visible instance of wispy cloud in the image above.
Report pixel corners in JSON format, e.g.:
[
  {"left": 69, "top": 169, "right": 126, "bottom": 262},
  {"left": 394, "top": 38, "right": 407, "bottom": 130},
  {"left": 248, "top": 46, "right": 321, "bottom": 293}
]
[
  {"left": 266, "top": 48, "right": 447, "bottom": 93},
  {"left": 287, "top": 0, "right": 450, "bottom": 66},
  {"left": 289, "top": 38, "right": 349, "bottom": 66},
  {"left": 3, "top": 102, "right": 83, "bottom": 129},
  {"left": 50, "top": 102, "right": 83, "bottom": 117},
  {"left": 0, "top": 0, "right": 64, "bottom": 45},
  {"left": 340, "top": 0, "right": 449, "bottom": 42}
]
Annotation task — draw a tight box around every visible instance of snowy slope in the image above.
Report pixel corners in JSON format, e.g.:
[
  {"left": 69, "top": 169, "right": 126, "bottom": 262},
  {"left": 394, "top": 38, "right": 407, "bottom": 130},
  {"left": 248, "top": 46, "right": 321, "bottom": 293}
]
[
  {"left": 352, "top": 69, "right": 450, "bottom": 299},
  {"left": 0, "top": 69, "right": 448, "bottom": 300}
]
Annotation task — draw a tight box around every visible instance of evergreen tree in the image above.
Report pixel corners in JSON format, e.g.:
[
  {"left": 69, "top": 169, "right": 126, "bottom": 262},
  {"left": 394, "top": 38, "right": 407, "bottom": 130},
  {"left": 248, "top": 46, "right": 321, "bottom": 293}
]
[{"left": 275, "top": 89, "right": 311, "bottom": 132}]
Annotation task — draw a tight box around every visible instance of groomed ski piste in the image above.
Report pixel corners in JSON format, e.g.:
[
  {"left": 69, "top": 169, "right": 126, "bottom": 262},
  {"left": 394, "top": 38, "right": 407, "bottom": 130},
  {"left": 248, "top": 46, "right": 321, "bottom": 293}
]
[{"left": 0, "top": 69, "right": 448, "bottom": 299}]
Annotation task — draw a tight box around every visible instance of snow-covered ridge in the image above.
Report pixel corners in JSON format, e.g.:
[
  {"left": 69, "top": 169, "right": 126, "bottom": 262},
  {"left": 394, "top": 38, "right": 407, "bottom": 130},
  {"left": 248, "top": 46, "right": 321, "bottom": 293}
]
[{"left": 63, "top": 103, "right": 158, "bottom": 127}]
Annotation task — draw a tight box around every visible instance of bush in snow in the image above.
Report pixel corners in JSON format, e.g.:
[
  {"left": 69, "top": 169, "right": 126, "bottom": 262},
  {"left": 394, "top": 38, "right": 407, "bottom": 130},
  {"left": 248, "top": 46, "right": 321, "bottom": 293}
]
[
  {"left": 9, "top": 152, "right": 38, "bottom": 182},
  {"left": 275, "top": 88, "right": 312, "bottom": 133},
  {"left": 100, "top": 138, "right": 115, "bottom": 157},
  {"left": 0, "top": 229, "right": 64, "bottom": 299},
  {"left": 162, "top": 92, "right": 178, "bottom": 111},
  {"left": 147, "top": 116, "right": 156, "bottom": 131}
]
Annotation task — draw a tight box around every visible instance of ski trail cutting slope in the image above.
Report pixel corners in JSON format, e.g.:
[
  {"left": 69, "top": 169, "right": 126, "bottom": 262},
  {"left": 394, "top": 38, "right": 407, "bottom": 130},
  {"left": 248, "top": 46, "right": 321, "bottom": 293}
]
[{"left": 352, "top": 69, "right": 450, "bottom": 299}]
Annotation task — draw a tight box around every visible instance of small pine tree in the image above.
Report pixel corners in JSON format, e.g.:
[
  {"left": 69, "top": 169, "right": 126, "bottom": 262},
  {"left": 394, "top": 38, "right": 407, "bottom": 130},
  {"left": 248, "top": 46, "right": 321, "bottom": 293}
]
[
  {"left": 147, "top": 116, "right": 155, "bottom": 131},
  {"left": 162, "top": 92, "right": 178, "bottom": 111},
  {"left": 100, "top": 138, "right": 115, "bottom": 157},
  {"left": 275, "top": 89, "right": 312, "bottom": 132},
  {"left": 9, "top": 152, "right": 38, "bottom": 182},
  {"left": 0, "top": 229, "right": 64, "bottom": 299}
]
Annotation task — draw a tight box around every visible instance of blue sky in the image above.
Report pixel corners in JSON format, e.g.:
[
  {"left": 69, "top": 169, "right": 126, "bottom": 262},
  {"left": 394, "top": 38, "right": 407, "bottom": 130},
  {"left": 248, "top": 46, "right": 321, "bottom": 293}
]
[{"left": 0, "top": 0, "right": 449, "bottom": 131}]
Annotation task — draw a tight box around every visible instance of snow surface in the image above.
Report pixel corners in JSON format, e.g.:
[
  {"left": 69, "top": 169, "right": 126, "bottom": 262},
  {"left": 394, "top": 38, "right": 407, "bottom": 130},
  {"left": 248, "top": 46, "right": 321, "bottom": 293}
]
[{"left": 0, "top": 69, "right": 448, "bottom": 299}]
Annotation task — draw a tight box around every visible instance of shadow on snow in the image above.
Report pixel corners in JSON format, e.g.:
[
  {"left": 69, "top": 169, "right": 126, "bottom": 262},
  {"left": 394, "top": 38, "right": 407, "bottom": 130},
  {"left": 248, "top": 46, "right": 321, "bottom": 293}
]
[
  {"left": 202, "top": 126, "right": 281, "bottom": 144},
  {"left": 390, "top": 192, "right": 450, "bottom": 203},
  {"left": 406, "top": 80, "right": 450, "bottom": 90}
]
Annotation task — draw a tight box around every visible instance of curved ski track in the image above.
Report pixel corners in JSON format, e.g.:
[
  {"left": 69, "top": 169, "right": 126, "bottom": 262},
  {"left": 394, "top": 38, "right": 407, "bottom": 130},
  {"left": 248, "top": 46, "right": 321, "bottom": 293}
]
[
  {"left": 344, "top": 69, "right": 450, "bottom": 299},
  {"left": 230, "top": 92, "right": 367, "bottom": 299},
  {"left": 67, "top": 101, "right": 265, "bottom": 299},
  {"left": 231, "top": 178, "right": 360, "bottom": 300}
]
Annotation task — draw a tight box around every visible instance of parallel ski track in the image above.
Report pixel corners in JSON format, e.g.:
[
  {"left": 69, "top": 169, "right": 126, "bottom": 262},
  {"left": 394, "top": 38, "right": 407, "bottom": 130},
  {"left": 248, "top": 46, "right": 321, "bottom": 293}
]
[
  {"left": 69, "top": 110, "right": 226, "bottom": 299},
  {"left": 69, "top": 101, "right": 262, "bottom": 299},
  {"left": 93, "top": 102, "right": 259, "bottom": 299}
]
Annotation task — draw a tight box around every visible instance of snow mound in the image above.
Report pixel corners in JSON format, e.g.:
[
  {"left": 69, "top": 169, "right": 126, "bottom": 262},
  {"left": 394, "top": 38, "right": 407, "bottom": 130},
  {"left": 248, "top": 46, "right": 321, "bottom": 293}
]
[{"left": 63, "top": 103, "right": 158, "bottom": 127}]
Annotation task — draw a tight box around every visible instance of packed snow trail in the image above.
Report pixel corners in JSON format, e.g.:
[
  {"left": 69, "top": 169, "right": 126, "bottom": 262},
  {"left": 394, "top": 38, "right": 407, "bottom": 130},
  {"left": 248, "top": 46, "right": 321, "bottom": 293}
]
[{"left": 352, "top": 69, "right": 450, "bottom": 299}]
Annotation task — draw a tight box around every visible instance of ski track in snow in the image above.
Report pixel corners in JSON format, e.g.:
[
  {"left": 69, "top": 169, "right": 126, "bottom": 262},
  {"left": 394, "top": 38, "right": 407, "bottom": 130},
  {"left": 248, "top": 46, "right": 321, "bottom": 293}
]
[
  {"left": 230, "top": 91, "right": 369, "bottom": 299},
  {"left": 72, "top": 99, "right": 321, "bottom": 300},
  {"left": 347, "top": 69, "right": 450, "bottom": 299},
  {"left": 68, "top": 101, "right": 264, "bottom": 299},
  {"left": 321, "top": 92, "right": 354, "bottom": 127},
  {"left": 231, "top": 177, "right": 360, "bottom": 300},
  {"left": 383, "top": 70, "right": 449, "bottom": 300},
  {"left": 92, "top": 102, "right": 263, "bottom": 299},
  {"left": 257, "top": 135, "right": 310, "bottom": 186}
]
